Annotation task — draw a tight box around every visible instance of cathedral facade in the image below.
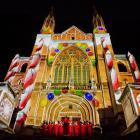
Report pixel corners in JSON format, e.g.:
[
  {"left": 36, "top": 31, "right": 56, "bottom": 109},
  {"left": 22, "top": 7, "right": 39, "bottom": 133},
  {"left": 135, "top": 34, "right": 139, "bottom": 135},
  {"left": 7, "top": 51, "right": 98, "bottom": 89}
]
[{"left": 0, "top": 10, "right": 140, "bottom": 136}]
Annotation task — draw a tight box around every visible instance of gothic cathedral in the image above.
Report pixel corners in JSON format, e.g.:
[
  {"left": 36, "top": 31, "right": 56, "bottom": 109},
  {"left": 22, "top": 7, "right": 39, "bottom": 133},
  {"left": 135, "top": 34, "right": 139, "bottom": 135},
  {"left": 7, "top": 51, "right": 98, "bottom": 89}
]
[{"left": 1, "top": 9, "right": 140, "bottom": 137}]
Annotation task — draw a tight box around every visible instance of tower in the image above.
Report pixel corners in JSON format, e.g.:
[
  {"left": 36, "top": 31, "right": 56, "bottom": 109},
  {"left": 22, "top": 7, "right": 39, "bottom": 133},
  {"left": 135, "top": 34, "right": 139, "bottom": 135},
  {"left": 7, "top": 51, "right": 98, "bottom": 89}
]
[
  {"left": 92, "top": 10, "right": 140, "bottom": 135},
  {"left": 1, "top": 7, "right": 140, "bottom": 136}
]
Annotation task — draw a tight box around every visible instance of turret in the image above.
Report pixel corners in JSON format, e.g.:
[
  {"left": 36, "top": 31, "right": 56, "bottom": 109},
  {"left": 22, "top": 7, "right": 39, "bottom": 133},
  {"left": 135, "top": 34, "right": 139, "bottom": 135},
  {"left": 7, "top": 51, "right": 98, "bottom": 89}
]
[
  {"left": 40, "top": 7, "right": 55, "bottom": 34},
  {"left": 92, "top": 6, "right": 107, "bottom": 34}
]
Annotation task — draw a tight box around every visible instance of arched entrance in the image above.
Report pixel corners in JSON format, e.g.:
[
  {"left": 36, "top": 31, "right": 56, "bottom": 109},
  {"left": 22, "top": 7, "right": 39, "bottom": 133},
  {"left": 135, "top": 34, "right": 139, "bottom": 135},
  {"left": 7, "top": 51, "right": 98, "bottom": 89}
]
[
  {"left": 45, "top": 44, "right": 96, "bottom": 123},
  {"left": 45, "top": 94, "right": 95, "bottom": 123}
]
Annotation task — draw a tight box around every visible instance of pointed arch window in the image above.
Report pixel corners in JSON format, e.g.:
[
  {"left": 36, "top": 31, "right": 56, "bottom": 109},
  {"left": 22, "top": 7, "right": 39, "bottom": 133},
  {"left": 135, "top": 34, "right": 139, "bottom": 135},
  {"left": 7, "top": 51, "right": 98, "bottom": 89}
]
[
  {"left": 118, "top": 63, "right": 127, "bottom": 72},
  {"left": 53, "top": 46, "right": 90, "bottom": 85},
  {"left": 20, "top": 63, "right": 28, "bottom": 73}
]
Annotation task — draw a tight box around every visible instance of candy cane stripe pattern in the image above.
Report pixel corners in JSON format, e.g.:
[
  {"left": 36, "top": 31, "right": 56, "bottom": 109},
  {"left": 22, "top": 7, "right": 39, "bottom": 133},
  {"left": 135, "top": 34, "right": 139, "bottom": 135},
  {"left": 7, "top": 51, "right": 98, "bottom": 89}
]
[
  {"left": 29, "top": 54, "right": 40, "bottom": 68},
  {"left": 110, "top": 67, "right": 119, "bottom": 91},
  {"left": 16, "top": 39, "right": 41, "bottom": 125},
  {"left": 128, "top": 52, "right": 140, "bottom": 82},
  {"left": 5, "top": 71, "right": 16, "bottom": 81},
  {"left": 4, "top": 54, "right": 20, "bottom": 81},
  {"left": 23, "top": 68, "right": 37, "bottom": 89},
  {"left": 134, "top": 70, "right": 140, "bottom": 82},
  {"left": 102, "top": 38, "right": 109, "bottom": 53},
  {"left": 9, "top": 59, "right": 19, "bottom": 71},
  {"left": 5, "top": 63, "right": 19, "bottom": 81},
  {"left": 36, "top": 39, "right": 44, "bottom": 52},
  {"left": 102, "top": 38, "right": 120, "bottom": 101},
  {"left": 105, "top": 50, "right": 113, "bottom": 70},
  {"left": 128, "top": 52, "right": 137, "bottom": 70},
  {"left": 9, "top": 54, "right": 20, "bottom": 70},
  {"left": 16, "top": 99, "right": 31, "bottom": 125},
  {"left": 12, "top": 54, "right": 20, "bottom": 62},
  {"left": 19, "top": 84, "right": 34, "bottom": 109}
]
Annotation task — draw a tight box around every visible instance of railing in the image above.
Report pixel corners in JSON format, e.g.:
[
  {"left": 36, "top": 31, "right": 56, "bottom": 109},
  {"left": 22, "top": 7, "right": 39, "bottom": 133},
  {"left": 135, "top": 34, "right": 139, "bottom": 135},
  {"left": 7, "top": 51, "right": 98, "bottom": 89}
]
[
  {"left": 50, "top": 83, "right": 92, "bottom": 90},
  {"left": 34, "top": 82, "right": 98, "bottom": 91}
]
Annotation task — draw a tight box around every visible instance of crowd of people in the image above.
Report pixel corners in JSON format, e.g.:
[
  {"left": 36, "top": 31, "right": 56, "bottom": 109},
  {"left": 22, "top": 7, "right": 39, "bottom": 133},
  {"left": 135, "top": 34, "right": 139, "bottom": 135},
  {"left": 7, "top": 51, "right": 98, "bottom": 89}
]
[{"left": 40, "top": 117, "right": 93, "bottom": 137}]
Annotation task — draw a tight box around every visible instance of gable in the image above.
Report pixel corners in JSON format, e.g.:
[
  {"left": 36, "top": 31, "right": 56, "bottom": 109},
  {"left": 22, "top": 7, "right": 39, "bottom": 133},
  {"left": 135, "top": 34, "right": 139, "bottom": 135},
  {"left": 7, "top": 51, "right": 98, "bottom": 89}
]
[
  {"left": 52, "top": 25, "right": 93, "bottom": 40},
  {"left": 61, "top": 25, "right": 86, "bottom": 36}
]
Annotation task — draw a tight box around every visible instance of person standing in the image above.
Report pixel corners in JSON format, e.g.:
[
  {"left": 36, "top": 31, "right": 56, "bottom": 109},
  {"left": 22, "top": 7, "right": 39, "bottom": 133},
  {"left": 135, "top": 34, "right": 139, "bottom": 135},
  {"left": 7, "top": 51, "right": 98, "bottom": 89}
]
[
  {"left": 59, "top": 121, "right": 64, "bottom": 136},
  {"left": 78, "top": 121, "right": 81, "bottom": 136},
  {"left": 81, "top": 121, "right": 87, "bottom": 137},
  {"left": 54, "top": 121, "right": 59, "bottom": 136},
  {"left": 68, "top": 121, "right": 74, "bottom": 136},
  {"left": 87, "top": 122, "right": 93, "bottom": 137},
  {"left": 63, "top": 116, "right": 69, "bottom": 135},
  {"left": 48, "top": 121, "right": 53, "bottom": 136},
  {"left": 74, "top": 121, "right": 80, "bottom": 136}
]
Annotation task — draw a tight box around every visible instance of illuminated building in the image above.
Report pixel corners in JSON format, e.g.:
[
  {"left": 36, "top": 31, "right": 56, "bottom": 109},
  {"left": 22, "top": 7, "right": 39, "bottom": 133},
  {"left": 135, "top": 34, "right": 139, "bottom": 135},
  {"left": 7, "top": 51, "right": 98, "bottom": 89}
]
[
  {"left": 0, "top": 82, "right": 15, "bottom": 134},
  {"left": 1, "top": 8, "right": 140, "bottom": 137}
]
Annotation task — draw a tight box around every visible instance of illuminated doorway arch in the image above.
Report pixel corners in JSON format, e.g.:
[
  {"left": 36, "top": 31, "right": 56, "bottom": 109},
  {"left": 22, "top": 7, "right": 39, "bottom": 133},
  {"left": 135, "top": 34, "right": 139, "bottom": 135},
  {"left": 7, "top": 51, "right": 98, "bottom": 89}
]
[{"left": 45, "top": 94, "right": 95, "bottom": 123}]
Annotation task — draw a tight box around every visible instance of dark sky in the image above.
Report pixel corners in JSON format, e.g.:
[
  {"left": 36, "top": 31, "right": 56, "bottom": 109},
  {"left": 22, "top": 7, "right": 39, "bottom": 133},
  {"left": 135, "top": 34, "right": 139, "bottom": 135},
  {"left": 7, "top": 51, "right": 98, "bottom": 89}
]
[{"left": 0, "top": 0, "right": 140, "bottom": 81}]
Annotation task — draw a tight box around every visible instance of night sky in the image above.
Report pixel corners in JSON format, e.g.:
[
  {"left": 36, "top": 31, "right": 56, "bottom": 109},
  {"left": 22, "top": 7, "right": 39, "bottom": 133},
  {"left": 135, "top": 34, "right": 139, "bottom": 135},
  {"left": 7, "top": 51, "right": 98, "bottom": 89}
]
[{"left": 0, "top": 0, "right": 140, "bottom": 81}]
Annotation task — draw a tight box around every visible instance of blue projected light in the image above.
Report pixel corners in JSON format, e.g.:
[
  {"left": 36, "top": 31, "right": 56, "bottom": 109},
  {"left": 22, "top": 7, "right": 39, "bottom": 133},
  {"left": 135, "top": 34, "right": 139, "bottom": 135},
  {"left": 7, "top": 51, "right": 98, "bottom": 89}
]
[
  {"left": 85, "top": 92, "right": 93, "bottom": 101},
  {"left": 86, "top": 48, "right": 90, "bottom": 52},
  {"left": 55, "top": 48, "right": 59, "bottom": 52},
  {"left": 47, "top": 93, "right": 55, "bottom": 100}
]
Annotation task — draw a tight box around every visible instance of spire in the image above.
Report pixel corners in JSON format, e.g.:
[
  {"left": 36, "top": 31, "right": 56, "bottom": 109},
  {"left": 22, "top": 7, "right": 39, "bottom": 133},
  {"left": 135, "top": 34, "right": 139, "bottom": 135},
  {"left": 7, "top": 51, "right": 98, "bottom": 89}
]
[
  {"left": 92, "top": 6, "right": 107, "bottom": 34},
  {"left": 92, "top": 5, "right": 97, "bottom": 29},
  {"left": 40, "top": 7, "right": 55, "bottom": 34},
  {"left": 50, "top": 6, "right": 54, "bottom": 17}
]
